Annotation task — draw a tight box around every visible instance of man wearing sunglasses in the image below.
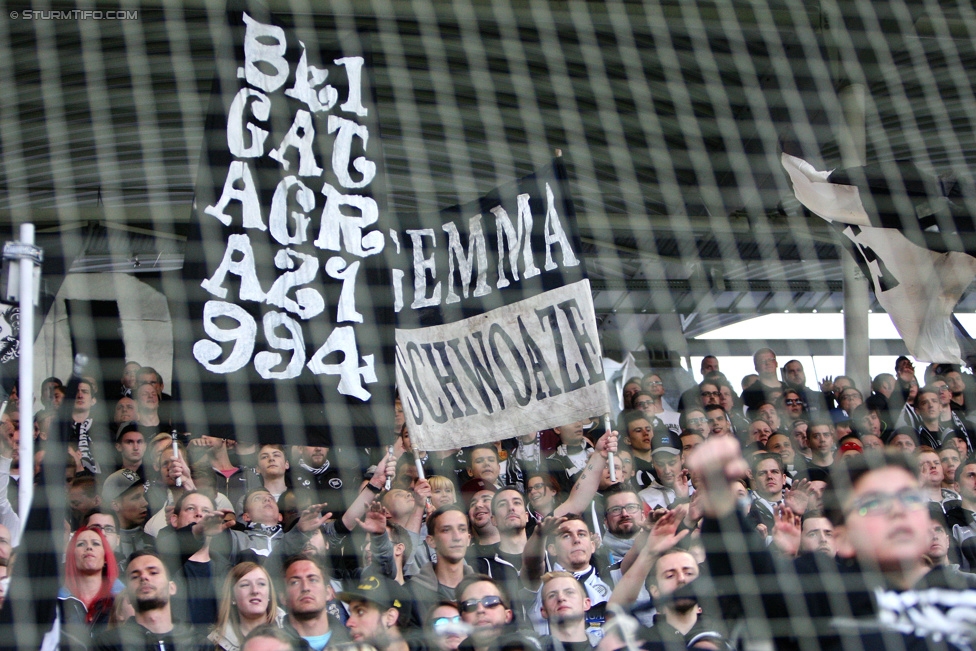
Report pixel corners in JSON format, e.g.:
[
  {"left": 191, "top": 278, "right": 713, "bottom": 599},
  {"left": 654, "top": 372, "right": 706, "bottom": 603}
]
[
  {"left": 684, "top": 437, "right": 976, "bottom": 649},
  {"left": 455, "top": 575, "right": 525, "bottom": 651}
]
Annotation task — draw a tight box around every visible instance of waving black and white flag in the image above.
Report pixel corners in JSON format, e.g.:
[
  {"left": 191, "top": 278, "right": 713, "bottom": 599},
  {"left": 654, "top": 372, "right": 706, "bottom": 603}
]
[
  {"left": 392, "top": 160, "right": 609, "bottom": 451},
  {"left": 782, "top": 153, "right": 976, "bottom": 364},
  {"left": 176, "top": 4, "right": 395, "bottom": 447}
]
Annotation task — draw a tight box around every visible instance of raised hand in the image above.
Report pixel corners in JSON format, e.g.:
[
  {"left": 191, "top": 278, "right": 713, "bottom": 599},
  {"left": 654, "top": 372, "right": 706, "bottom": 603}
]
[
  {"left": 595, "top": 429, "right": 619, "bottom": 459},
  {"left": 771, "top": 504, "right": 801, "bottom": 557},
  {"left": 297, "top": 504, "right": 333, "bottom": 532},
  {"left": 646, "top": 508, "right": 690, "bottom": 555},
  {"left": 784, "top": 478, "right": 811, "bottom": 515},
  {"left": 193, "top": 508, "right": 237, "bottom": 537},
  {"left": 355, "top": 501, "right": 390, "bottom": 535}
]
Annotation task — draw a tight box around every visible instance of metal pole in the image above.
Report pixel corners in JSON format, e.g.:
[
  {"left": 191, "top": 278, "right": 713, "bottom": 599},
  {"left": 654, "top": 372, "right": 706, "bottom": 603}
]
[{"left": 17, "top": 224, "right": 34, "bottom": 536}]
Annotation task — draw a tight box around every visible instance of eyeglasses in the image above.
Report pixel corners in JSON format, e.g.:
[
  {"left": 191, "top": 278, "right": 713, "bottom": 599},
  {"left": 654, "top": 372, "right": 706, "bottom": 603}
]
[
  {"left": 634, "top": 400, "right": 653, "bottom": 408},
  {"left": 606, "top": 504, "right": 641, "bottom": 517},
  {"left": 783, "top": 399, "right": 803, "bottom": 406},
  {"left": 645, "top": 381, "right": 664, "bottom": 387},
  {"left": 432, "top": 616, "right": 462, "bottom": 633},
  {"left": 526, "top": 482, "right": 547, "bottom": 493},
  {"left": 847, "top": 489, "right": 927, "bottom": 518},
  {"left": 686, "top": 417, "right": 708, "bottom": 425},
  {"left": 700, "top": 391, "right": 720, "bottom": 398},
  {"left": 936, "top": 386, "right": 951, "bottom": 393},
  {"left": 87, "top": 524, "right": 117, "bottom": 534},
  {"left": 460, "top": 596, "right": 505, "bottom": 613}
]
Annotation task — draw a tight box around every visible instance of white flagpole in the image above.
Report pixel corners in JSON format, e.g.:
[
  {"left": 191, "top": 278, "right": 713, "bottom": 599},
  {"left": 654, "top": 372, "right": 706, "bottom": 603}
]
[
  {"left": 16, "top": 224, "right": 36, "bottom": 537},
  {"left": 604, "top": 414, "right": 616, "bottom": 483}
]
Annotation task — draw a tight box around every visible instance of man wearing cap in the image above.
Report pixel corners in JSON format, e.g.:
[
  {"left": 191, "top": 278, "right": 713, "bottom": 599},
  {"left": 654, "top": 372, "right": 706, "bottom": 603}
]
[
  {"left": 102, "top": 468, "right": 154, "bottom": 563},
  {"left": 408, "top": 505, "right": 476, "bottom": 623},
  {"left": 114, "top": 421, "right": 147, "bottom": 477},
  {"left": 283, "top": 553, "right": 350, "bottom": 650},
  {"left": 340, "top": 573, "right": 411, "bottom": 651},
  {"left": 637, "top": 431, "right": 689, "bottom": 511}
]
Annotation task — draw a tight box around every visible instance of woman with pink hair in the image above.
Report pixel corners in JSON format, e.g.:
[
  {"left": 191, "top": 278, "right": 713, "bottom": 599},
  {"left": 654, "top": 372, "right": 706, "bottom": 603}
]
[{"left": 58, "top": 526, "right": 123, "bottom": 649}]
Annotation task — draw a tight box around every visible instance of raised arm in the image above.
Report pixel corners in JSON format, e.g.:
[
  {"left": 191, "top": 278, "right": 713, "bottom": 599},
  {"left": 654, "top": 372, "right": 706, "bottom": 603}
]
[
  {"left": 341, "top": 450, "right": 396, "bottom": 531},
  {"left": 554, "top": 429, "right": 618, "bottom": 517}
]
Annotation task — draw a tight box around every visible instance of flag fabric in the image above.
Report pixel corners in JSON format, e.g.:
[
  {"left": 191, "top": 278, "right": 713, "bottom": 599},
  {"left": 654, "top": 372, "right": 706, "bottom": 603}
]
[
  {"left": 0, "top": 304, "right": 18, "bottom": 399},
  {"left": 393, "top": 160, "right": 609, "bottom": 451},
  {"left": 175, "top": 2, "right": 395, "bottom": 447},
  {"left": 782, "top": 153, "right": 976, "bottom": 364}
]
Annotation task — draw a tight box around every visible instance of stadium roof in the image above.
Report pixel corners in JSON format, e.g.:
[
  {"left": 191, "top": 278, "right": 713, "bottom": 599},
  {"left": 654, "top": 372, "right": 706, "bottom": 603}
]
[{"left": 3, "top": 0, "right": 976, "bottom": 361}]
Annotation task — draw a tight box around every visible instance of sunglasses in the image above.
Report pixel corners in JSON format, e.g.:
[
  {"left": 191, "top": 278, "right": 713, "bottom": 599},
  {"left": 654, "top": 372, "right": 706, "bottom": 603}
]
[
  {"left": 432, "top": 616, "right": 462, "bottom": 633},
  {"left": 460, "top": 595, "right": 505, "bottom": 613}
]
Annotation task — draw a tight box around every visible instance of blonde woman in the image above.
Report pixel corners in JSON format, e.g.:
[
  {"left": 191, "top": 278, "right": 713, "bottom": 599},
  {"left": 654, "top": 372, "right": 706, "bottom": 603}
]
[
  {"left": 428, "top": 475, "right": 458, "bottom": 509},
  {"left": 209, "top": 562, "right": 284, "bottom": 651}
]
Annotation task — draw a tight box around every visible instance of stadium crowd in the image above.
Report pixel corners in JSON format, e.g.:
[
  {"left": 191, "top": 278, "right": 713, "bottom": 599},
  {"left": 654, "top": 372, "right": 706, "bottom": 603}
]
[{"left": 3, "top": 349, "right": 976, "bottom": 651}]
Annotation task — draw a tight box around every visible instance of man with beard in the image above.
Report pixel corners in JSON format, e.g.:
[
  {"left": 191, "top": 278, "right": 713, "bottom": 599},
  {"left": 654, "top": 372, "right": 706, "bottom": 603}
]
[
  {"left": 639, "top": 548, "right": 724, "bottom": 647},
  {"left": 92, "top": 551, "right": 198, "bottom": 651},
  {"left": 595, "top": 486, "right": 647, "bottom": 571},
  {"left": 479, "top": 488, "right": 528, "bottom": 581},
  {"left": 282, "top": 554, "right": 350, "bottom": 650},
  {"left": 339, "top": 573, "right": 409, "bottom": 651},
  {"left": 292, "top": 445, "right": 347, "bottom": 512}
]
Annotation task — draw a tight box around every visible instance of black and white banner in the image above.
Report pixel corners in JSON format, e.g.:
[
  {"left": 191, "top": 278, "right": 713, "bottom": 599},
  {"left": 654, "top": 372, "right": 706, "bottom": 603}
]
[
  {"left": 393, "top": 161, "right": 608, "bottom": 450},
  {"left": 178, "top": 5, "right": 394, "bottom": 447},
  {"left": 782, "top": 153, "right": 976, "bottom": 364}
]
